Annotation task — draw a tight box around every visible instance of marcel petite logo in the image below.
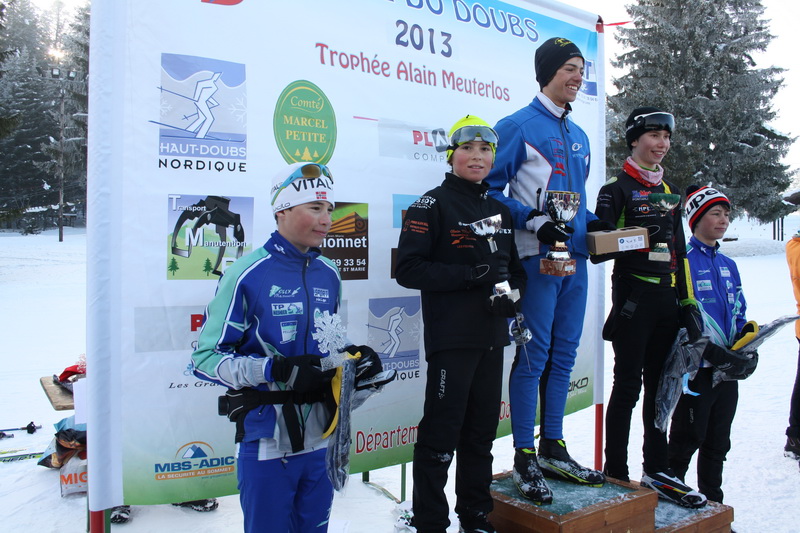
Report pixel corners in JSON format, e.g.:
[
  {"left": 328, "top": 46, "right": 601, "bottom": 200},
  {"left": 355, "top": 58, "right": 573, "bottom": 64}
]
[{"left": 273, "top": 80, "right": 337, "bottom": 165}]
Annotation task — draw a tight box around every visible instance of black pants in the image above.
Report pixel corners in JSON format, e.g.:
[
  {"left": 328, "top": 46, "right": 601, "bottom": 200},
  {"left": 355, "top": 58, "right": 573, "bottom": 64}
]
[
  {"left": 604, "top": 275, "right": 679, "bottom": 479},
  {"left": 412, "top": 347, "right": 503, "bottom": 532},
  {"left": 788, "top": 338, "right": 800, "bottom": 439},
  {"left": 668, "top": 367, "right": 738, "bottom": 503}
]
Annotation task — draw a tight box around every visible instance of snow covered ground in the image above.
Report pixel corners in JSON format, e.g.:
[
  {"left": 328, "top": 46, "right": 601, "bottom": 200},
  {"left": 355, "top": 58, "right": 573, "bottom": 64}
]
[{"left": 1, "top": 216, "right": 799, "bottom": 532}]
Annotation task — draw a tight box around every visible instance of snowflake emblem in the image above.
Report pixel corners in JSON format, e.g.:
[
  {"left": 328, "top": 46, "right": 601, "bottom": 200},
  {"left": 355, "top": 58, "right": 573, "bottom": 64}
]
[{"left": 312, "top": 311, "right": 348, "bottom": 356}]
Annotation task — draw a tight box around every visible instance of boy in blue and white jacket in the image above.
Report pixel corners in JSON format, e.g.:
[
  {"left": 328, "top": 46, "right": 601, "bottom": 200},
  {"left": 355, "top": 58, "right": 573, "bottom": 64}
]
[
  {"left": 668, "top": 185, "right": 758, "bottom": 504},
  {"left": 191, "top": 162, "right": 387, "bottom": 533}
]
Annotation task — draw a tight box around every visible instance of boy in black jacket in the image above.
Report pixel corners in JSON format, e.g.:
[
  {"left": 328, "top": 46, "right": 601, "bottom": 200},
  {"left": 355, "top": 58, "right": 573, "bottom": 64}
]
[{"left": 396, "top": 115, "right": 526, "bottom": 533}]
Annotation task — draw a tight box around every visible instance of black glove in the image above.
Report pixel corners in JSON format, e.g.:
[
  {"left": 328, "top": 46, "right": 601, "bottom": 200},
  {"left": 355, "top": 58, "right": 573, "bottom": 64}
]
[
  {"left": 345, "top": 345, "right": 383, "bottom": 381},
  {"left": 536, "top": 221, "right": 573, "bottom": 245},
  {"left": 344, "top": 345, "right": 396, "bottom": 391},
  {"left": 270, "top": 355, "right": 336, "bottom": 393},
  {"left": 702, "top": 343, "right": 758, "bottom": 379},
  {"left": 587, "top": 219, "right": 616, "bottom": 233},
  {"left": 680, "top": 304, "right": 704, "bottom": 344},
  {"left": 469, "top": 250, "right": 510, "bottom": 285},
  {"left": 486, "top": 293, "right": 518, "bottom": 318}
]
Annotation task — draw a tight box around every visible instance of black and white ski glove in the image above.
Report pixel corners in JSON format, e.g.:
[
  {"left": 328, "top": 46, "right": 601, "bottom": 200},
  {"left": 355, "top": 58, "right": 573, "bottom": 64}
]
[
  {"left": 344, "top": 345, "right": 397, "bottom": 391},
  {"left": 536, "top": 221, "right": 573, "bottom": 245},
  {"left": 270, "top": 355, "right": 335, "bottom": 393},
  {"left": 486, "top": 293, "right": 518, "bottom": 318},
  {"left": 524, "top": 208, "right": 545, "bottom": 231},
  {"left": 468, "top": 250, "right": 510, "bottom": 286},
  {"left": 702, "top": 343, "right": 758, "bottom": 380}
]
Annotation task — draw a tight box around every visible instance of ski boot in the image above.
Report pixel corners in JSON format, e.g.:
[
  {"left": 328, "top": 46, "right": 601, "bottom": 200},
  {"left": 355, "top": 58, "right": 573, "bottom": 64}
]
[
  {"left": 537, "top": 438, "right": 605, "bottom": 487},
  {"left": 459, "top": 511, "right": 495, "bottom": 533},
  {"left": 641, "top": 470, "right": 707, "bottom": 508},
  {"left": 785, "top": 436, "right": 800, "bottom": 460},
  {"left": 512, "top": 447, "right": 553, "bottom": 504},
  {"left": 171, "top": 498, "right": 219, "bottom": 512}
]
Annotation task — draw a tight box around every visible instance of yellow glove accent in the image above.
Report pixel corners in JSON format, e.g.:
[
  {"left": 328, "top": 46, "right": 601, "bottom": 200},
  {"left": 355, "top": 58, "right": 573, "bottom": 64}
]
[
  {"left": 732, "top": 321, "right": 759, "bottom": 351},
  {"left": 321, "top": 352, "right": 361, "bottom": 439}
]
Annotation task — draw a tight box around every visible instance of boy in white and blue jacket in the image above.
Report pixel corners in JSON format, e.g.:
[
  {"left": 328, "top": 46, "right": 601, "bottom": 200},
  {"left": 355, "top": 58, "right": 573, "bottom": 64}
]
[{"left": 668, "top": 185, "right": 757, "bottom": 504}]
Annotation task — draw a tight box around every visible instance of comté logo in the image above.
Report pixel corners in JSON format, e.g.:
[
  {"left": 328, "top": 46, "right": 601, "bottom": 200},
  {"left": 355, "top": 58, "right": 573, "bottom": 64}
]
[{"left": 201, "top": 0, "right": 243, "bottom": 5}]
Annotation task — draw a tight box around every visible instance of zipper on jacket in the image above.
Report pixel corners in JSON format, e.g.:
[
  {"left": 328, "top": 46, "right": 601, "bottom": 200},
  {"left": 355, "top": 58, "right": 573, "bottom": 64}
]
[{"left": 302, "top": 256, "right": 311, "bottom": 354}]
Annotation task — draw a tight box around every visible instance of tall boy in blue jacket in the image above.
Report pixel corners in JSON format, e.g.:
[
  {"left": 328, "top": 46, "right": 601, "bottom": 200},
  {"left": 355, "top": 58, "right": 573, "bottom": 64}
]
[{"left": 485, "top": 36, "right": 610, "bottom": 504}]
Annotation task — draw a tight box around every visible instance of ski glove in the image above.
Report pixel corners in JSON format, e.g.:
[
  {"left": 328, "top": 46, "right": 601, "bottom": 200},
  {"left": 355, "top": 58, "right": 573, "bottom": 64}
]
[
  {"left": 680, "top": 304, "right": 704, "bottom": 344},
  {"left": 486, "top": 293, "right": 518, "bottom": 318},
  {"left": 537, "top": 221, "right": 573, "bottom": 245},
  {"left": 702, "top": 343, "right": 758, "bottom": 380},
  {"left": 587, "top": 219, "right": 616, "bottom": 233},
  {"left": 468, "top": 250, "right": 510, "bottom": 286},
  {"left": 270, "top": 355, "right": 336, "bottom": 393},
  {"left": 524, "top": 208, "right": 545, "bottom": 231},
  {"left": 344, "top": 345, "right": 397, "bottom": 391}
]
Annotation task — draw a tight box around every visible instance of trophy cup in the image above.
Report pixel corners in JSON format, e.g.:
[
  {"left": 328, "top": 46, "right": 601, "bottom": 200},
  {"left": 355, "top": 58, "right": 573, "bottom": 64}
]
[
  {"left": 539, "top": 191, "right": 581, "bottom": 276},
  {"left": 468, "top": 214, "right": 504, "bottom": 253},
  {"left": 647, "top": 193, "right": 681, "bottom": 262},
  {"left": 466, "top": 216, "right": 531, "bottom": 345}
]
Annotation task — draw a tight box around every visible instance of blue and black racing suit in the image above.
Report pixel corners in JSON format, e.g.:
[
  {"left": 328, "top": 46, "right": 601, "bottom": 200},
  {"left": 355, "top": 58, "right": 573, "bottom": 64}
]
[{"left": 485, "top": 92, "right": 597, "bottom": 448}]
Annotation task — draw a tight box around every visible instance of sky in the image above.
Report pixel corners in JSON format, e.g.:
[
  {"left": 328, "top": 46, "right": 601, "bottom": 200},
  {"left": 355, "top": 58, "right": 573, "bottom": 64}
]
[{"left": 2, "top": 218, "right": 799, "bottom": 532}]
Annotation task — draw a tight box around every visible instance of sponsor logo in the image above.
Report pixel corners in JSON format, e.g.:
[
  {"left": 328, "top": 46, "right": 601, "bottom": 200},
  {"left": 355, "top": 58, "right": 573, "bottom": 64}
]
[
  {"left": 313, "top": 287, "right": 330, "bottom": 301},
  {"left": 696, "top": 279, "right": 713, "bottom": 291},
  {"left": 271, "top": 302, "right": 304, "bottom": 316},
  {"left": 273, "top": 80, "right": 336, "bottom": 164},
  {"left": 720, "top": 266, "right": 731, "bottom": 277},
  {"left": 279, "top": 320, "right": 297, "bottom": 344},
  {"left": 153, "top": 54, "right": 247, "bottom": 172},
  {"left": 202, "top": 0, "right": 243, "bottom": 4},
  {"left": 270, "top": 285, "right": 301, "bottom": 298},
  {"left": 154, "top": 441, "right": 235, "bottom": 481}
]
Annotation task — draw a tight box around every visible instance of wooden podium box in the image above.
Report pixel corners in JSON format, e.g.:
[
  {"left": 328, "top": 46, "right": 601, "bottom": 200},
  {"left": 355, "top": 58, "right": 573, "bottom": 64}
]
[
  {"left": 489, "top": 473, "right": 657, "bottom": 533},
  {"left": 655, "top": 500, "right": 733, "bottom": 533},
  {"left": 489, "top": 473, "right": 734, "bottom": 533}
]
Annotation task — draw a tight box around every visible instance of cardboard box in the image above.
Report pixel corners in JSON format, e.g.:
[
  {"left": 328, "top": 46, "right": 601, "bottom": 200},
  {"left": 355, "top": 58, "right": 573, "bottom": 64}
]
[{"left": 587, "top": 226, "right": 649, "bottom": 255}]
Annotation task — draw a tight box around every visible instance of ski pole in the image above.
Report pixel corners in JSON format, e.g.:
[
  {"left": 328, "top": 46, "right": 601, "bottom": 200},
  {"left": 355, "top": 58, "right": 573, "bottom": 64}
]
[{"left": 0, "top": 422, "right": 41, "bottom": 434}]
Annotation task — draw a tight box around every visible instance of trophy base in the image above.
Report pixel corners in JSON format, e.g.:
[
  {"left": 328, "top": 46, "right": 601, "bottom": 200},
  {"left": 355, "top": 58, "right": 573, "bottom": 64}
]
[
  {"left": 648, "top": 251, "right": 671, "bottom": 262},
  {"left": 540, "top": 258, "right": 576, "bottom": 276}
]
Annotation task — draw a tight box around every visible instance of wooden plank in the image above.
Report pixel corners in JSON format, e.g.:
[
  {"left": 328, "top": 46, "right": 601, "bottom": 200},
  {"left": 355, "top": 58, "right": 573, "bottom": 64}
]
[{"left": 40, "top": 376, "right": 75, "bottom": 411}]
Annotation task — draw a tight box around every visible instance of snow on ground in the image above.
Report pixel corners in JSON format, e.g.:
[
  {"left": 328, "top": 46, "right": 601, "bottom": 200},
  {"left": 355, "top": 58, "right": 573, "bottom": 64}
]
[{"left": 1, "top": 215, "right": 799, "bottom": 532}]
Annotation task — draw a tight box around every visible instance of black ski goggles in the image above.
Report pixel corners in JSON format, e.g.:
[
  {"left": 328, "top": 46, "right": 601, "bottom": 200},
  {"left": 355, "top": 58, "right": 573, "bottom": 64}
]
[
  {"left": 449, "top": 125, "right": 499, "bottom": 146},
  {"left": 627, "top": 111, "right": 675, "bottom": 134}
]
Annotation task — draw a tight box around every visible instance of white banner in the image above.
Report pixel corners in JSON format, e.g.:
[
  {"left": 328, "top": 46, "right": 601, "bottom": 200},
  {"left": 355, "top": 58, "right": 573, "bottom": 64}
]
[{"left": 87, "top": 0, "right": 605, "bottom": 509}]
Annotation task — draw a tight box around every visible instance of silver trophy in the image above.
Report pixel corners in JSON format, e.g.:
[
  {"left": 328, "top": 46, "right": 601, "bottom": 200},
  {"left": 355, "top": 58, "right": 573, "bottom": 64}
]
[
  {"left": 647, "top": 193, "right": 681, "bottom": 262},
  {"left": 467, "top": 215, "right": 531, "bottom": 346},
  {"left": 539, "top": 191, "right": 581, "bottom": 276},
  {"left": 467, "top": 214, "right": 504, "bottom": 253}
]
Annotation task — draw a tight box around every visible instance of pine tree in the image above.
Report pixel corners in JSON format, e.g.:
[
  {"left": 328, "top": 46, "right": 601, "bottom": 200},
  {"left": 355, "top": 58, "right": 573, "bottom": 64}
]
[
  {"left": 0, "top": 1, "right": 19, "bottom": 139},
  {"left": 0, "top": 46, "right": 57, "bottom": 211},
  {"left": 607, "top": 0, "right": 795, "bottom": 222}
]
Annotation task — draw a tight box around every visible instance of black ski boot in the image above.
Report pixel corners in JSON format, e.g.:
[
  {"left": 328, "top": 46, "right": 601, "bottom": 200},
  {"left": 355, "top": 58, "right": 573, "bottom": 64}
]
[
  {"left": 537, "top": 438, "right": 605, "bottom": 487},
  {"left": 641, "top": 470, "right": 707, "bottom": 508},
  {"left": 512, "top": 447, "right": 553, "bottom": 504}
]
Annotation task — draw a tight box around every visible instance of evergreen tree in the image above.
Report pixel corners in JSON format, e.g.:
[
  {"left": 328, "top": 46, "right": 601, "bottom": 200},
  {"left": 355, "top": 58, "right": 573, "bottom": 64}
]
[
  {"left": 0, "top": 1, "right": 19, "bottom": 139},
  {"left": 0, "top": 46, "right": 57, "bottom": 211},
  {"left": 607, "top": 0, "right": 795, "bottom": 222},
  {"left": 37, "top": 2, "right": 88, "bottom": 217}
]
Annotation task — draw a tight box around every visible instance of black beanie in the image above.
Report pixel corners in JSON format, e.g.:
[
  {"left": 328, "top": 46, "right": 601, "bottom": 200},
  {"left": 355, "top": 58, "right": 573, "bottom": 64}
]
[
  {"left": 535, "top": 37, "right": 584, "bottom": 90},
  {"left": 625, "top": 106, "right": 663, "bottom": 150}
]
